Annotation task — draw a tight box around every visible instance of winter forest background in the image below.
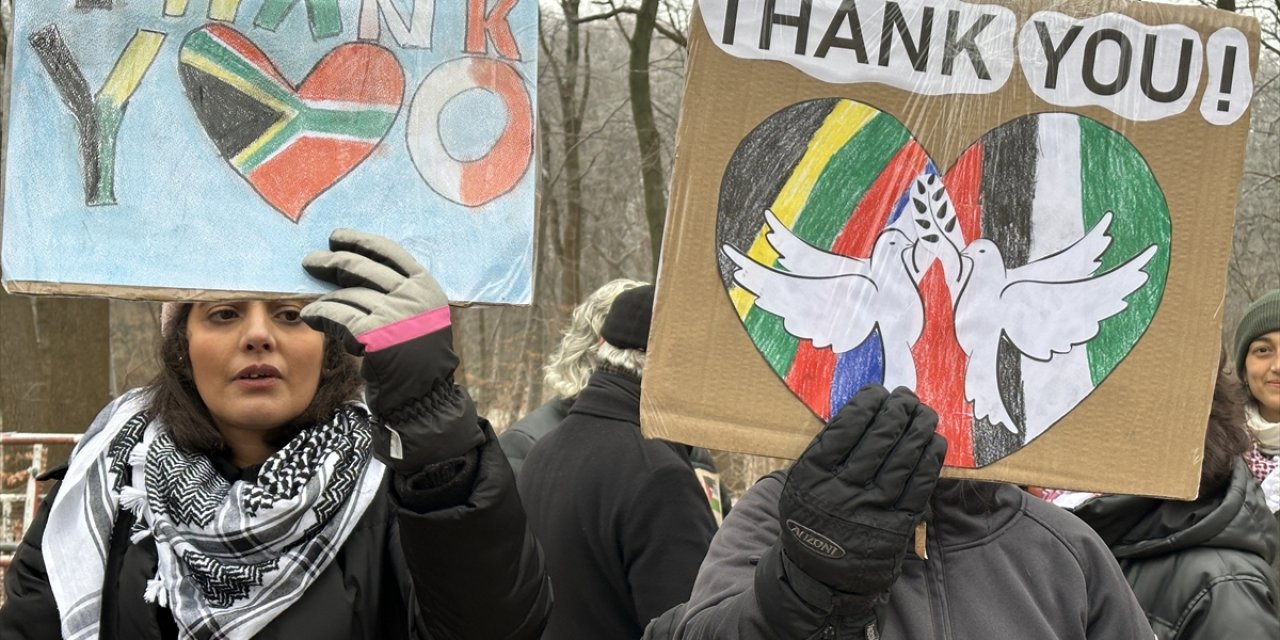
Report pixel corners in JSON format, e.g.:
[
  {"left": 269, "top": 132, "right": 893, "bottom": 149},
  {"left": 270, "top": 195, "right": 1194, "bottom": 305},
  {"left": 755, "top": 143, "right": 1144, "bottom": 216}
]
[{"left": 0, "top": 0, "right": 1277, "bottom": 501}]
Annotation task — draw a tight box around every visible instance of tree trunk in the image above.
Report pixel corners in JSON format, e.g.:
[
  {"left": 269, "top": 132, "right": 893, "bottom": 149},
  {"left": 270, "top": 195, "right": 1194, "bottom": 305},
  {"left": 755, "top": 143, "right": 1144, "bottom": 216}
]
[{"left": 629, "top": 0, "right": 667, "bottom": 274}]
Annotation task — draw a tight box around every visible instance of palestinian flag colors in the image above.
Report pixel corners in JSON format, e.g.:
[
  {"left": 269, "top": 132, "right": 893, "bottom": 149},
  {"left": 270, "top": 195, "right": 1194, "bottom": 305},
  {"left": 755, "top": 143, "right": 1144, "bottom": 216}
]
[
  {"left": 179, "top": 25, "right": 403, "bottom": 222},
  {"left": 716, "top": 99, "right": 1170, "bottom": 468}
]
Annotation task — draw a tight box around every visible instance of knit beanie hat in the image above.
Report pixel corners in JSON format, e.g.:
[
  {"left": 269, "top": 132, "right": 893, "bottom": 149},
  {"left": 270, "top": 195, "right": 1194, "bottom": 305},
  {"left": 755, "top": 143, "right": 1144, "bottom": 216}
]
[
  {"left": 1235, "top": 289, "right": 1280, "bottom": 376},
  {"left": 601, "top": 284, "right": 655, "bottom": 351}
]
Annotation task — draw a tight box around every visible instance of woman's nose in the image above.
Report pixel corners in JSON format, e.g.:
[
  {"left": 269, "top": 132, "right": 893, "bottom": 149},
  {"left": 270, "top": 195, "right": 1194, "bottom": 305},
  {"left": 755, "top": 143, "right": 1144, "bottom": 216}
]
[{"left": 241, "top": 305, "right": 276, "bottom": 352}]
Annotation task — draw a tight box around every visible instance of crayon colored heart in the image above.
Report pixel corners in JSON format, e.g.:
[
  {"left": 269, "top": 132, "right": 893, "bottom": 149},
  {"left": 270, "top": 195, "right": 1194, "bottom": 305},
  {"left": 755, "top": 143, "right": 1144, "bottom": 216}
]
[
  {"left": 179, "top": 25, "right": 404, "bottom": 222},
  {"left": 716, "top": 99, "right": 1170, "bottom": 468}
]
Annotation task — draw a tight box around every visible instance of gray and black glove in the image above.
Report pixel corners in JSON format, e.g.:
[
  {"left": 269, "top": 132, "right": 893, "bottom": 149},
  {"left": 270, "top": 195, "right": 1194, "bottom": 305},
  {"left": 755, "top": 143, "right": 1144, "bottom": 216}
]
[
  {"left": 777, "top": 385, "right": 947, "bottom": 625},
  {"left": 301, "top": 229, "right": 483, "bottom": 474}
]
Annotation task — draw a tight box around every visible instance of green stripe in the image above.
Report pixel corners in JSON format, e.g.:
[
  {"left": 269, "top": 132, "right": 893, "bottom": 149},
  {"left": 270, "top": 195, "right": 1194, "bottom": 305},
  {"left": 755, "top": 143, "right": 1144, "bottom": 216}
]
[
  {"left": 237, "top": 108, "right": 394, "bottom": 171},
  {"left": 185, "top": 30, "right": 300, "bottom": 108},
  {"left": 1079, "top": 118, "right": 1170, "bottom": 385},
  {"left": 791, "top": 113, "right": 911, "bottom": 250},
  {"left": 745, "top": 312, "right": 801, "bottom": 377}
]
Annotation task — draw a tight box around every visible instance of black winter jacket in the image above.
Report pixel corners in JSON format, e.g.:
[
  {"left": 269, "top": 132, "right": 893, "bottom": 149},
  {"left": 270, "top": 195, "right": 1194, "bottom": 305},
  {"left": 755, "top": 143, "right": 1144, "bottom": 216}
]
[
  {"left": 1072, "top": 459, "right": 1280, "bottom": 639},
  {"left": 518, "top": 370, "right": 717, "bottom": 639},
  {"left": 0, "top": 420, "right": 551, "bottom": 640},
  {"left": 502, "top": 396, "right": 733, "bottom": 518},
  {"left": 676, "top": 474, "right": 1154, "bottom": 640}
]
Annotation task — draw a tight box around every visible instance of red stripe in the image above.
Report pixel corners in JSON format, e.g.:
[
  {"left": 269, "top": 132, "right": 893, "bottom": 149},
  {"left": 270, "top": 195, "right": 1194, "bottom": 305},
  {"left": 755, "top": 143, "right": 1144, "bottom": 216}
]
[
  {"left": 917, "top": 142, "right": 986, "bottom": 468},
  {"left": 296, "top": 43, "right": 405, "bottom": 106},
  {"left": 786, "top": 344, "right": 837, "bottom": 419},
  {"left": 831, "top": 142, "right": 927, "bottom": 257},
  {"left": 204, "top": 25, "right": 292, "bottom": 88}
]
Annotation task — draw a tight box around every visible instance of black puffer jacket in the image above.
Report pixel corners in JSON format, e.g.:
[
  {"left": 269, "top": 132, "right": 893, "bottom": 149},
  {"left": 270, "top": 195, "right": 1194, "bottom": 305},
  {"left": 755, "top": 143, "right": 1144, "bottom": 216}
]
[
  {"left": 1072, "top": 460, "right": 1280, "bottom": 639},
  {"left": 1, "top": 419, "right": 552, "bottom": 640}
]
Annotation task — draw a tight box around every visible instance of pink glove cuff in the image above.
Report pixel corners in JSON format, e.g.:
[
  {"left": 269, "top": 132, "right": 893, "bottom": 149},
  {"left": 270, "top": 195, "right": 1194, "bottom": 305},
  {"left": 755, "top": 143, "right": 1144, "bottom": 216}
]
[{"left": 357, "top": 306, "right": 451, "bottom": 353}]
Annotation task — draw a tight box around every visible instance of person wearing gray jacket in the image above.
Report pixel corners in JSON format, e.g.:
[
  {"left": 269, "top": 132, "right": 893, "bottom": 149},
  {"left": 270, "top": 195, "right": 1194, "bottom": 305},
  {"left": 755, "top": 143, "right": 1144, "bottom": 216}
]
[{"left": 675, "top": 385, "right": 1154, "bottom": 640}]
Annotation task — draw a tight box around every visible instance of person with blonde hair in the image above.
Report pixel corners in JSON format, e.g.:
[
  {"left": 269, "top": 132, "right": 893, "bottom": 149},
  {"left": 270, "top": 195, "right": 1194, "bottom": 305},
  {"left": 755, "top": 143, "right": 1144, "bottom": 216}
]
[{"left": 500, "top": 278, "right": 645, "bottom": 475}]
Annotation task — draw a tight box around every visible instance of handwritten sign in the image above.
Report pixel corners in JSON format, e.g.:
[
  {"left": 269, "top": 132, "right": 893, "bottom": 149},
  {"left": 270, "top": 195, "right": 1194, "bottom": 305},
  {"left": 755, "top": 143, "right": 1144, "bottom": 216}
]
[{"left": 2, "top": 0, "right": 536, "bottom": 303}]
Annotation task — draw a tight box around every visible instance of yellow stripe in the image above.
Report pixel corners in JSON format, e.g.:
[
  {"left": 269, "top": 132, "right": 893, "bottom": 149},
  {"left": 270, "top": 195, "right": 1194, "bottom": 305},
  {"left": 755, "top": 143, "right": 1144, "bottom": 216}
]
[
  {"left": 231, "top": 118, "right": 292, "bottom": 169},
  {"left": 730, "top": 101, "right": 879, "bottom": 319},
  {"left": 97, "top": 30, "right": 166, "bottom": 108},
  {"left": 210, "top": 0, "right": 244, "bottom": 21},
  {"left": 166, "top": 0, "right": 243, "bottom": 20}
]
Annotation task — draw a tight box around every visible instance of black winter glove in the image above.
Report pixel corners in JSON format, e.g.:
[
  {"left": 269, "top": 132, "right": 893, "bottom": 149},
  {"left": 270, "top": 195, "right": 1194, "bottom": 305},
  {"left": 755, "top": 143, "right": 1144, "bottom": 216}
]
[
  {"left": 778, "top": 385, "right": 947, "bottom": 621},
  {"left": 301, "top": 229, "right": 483, "bottom": 473}
]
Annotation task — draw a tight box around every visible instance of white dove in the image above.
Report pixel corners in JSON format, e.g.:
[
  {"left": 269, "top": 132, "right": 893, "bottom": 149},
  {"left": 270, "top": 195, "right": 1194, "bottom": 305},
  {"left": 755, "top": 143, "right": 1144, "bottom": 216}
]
[
  {"left": 952, "top": 217, "right": 1157, "bottom": 433},
  {"left": 723, "top": 213, "right": 924, "bottom": 390}
]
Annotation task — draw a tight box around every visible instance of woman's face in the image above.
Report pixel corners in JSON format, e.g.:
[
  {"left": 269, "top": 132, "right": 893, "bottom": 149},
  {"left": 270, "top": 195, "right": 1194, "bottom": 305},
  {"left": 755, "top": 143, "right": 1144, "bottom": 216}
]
[
  {"left": 187, "top": 300, "right": 325, "bottom": 436},
  {"left": 1244, "top": 330, "right": 1280, "bottom": 421}
]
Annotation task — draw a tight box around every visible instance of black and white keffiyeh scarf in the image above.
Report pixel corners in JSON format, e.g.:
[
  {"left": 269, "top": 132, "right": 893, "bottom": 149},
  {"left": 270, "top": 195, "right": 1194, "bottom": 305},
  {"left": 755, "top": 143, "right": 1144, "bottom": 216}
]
[{"left": 44, "top": 390, "right": 387, "bottom": 640}]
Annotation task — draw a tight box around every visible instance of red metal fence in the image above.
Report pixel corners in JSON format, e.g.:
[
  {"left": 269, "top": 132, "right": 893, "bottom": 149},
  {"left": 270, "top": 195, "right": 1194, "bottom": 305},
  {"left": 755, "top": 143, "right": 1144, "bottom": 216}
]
[{"left": 0, "top": 432, "right": 81, "bottom": 605}]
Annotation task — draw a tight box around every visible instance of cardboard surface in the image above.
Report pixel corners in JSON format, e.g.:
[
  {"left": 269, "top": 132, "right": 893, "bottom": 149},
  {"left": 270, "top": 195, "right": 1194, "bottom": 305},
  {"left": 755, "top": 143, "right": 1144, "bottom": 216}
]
[
  {"left": 643, "top": 0, "right": 1259, "bottom": 499},
  {"left": 1, "top": 0, "right": 536, "bottom": 303}
]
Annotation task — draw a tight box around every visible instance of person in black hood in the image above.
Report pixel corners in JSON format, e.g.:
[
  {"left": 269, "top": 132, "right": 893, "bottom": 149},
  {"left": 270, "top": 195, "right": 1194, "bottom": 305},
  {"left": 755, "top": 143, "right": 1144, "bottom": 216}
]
[
  {"left": 673, "top": 385, "right": 1154, "bottom": 640},
  {"left": 1070, "top": 364, "right": 1280, "bottom": 639},
  {"left": 518, "top": 284, "right": 718, "bottom": 639}
]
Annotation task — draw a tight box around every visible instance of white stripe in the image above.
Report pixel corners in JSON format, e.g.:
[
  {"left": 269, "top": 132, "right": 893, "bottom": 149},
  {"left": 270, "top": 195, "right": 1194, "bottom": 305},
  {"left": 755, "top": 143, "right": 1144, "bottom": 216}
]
[
  {"left": 250, "top": 131, "right": 378, "bottom": 169},
  {"left": 1021, "top": 114, "right": 1095, "bottom": 441},
  {"left": 303, "top": 98, "right": 399, "bottom": 113}
]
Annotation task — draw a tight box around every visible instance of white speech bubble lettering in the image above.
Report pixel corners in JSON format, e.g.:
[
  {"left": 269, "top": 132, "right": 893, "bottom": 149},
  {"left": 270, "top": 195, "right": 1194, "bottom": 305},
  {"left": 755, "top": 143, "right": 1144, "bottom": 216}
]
[
  {"left": 1200, "top": 27, "right": 1253, "bottom": 126},
  {"left": 1018, "top": 12, "right": 1203, "bottom": 122},
  {"left": 701, "top": 0, "right": 1017, "bottom": 95}
]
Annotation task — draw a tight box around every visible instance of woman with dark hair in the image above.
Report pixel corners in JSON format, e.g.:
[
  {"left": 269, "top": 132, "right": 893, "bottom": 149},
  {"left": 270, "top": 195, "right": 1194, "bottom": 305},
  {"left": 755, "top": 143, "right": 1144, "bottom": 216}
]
[
  {"left": 0, "top": 230, "right": 552, "bottom": 639},
  {"left": 1234, "top": 288, "right": 1280, "bottom": 570},
  {"left": 1068, "top": 364, "right": 1280, "bottom": 639}
]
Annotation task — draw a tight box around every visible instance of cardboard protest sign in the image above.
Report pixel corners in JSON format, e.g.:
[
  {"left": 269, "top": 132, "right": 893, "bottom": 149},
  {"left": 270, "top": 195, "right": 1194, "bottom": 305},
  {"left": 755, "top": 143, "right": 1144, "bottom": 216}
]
[
  {"left": 642, "top": 0, "right": 1259, "bottom": 498},
  {"left": 1, "top": 0, "right": 536, "bottom": 303}
]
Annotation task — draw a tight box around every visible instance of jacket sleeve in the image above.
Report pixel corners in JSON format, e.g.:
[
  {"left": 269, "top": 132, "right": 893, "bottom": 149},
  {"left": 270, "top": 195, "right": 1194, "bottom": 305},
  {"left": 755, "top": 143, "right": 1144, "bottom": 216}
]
[
  {"left": 392, "top": 414, "right": 552, "bottom": 640},
  {"left": 497, "top": 427, "right": 536, "bottom": 479},
  {"left": 1171, "top": 575, "right": 1279, "bottom": 640},
  {"left": 0, "top": 483, "right": 63, "bottom": 639},
  {"left": 624, "top": 462, "right": 718, "bottom": 627},
  {"left": 1073, "top": 522, "right": 1160, "bottom": 640},
  {"left": 676, "top": 474, "right": 870, "bottom": 640}
]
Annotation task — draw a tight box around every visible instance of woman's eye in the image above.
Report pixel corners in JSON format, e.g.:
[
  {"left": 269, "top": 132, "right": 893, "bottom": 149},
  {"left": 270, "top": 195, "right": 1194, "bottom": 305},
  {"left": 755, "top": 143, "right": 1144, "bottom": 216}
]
[
  {"left": 210, "top": 308, "right": 238, "bottom": 322},
  {"left": 277, "top": 309, "right": 302, "bottom": 323}
]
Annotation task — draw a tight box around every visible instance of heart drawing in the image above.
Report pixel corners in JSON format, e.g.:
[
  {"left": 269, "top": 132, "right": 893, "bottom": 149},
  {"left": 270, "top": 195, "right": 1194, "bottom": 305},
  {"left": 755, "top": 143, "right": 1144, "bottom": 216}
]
[
  {"left": 179, "top": 25, "right": 404, "bottom": 222},
  {"left": 717, "top": 99, "right": 1170, "bottom": 468}
]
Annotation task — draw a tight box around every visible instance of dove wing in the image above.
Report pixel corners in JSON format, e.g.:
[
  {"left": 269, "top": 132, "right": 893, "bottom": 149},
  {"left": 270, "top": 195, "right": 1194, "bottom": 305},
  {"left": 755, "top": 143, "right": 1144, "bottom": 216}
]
[
  {"left": 999, "top": 245, "right": 1158, "bottom": 361},
  {"left": 763, "top": 209, "right": 868, "bottom": 277},
  {"left": 723, "top": 245, "right": 880, "bottom": 353},
  {"left": 1010, "top": 212, "right": 1115, "bottom": 282}
]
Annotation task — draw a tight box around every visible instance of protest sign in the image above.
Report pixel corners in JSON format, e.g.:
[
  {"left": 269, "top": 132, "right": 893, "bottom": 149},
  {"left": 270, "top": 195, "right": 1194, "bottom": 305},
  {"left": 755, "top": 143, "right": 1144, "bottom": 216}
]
[
  {"left": 1, "top": 0, "right": 536, "bottom": 303},
  {"left": 642, "top": 0, "right": 1260, "bottom": 498}
]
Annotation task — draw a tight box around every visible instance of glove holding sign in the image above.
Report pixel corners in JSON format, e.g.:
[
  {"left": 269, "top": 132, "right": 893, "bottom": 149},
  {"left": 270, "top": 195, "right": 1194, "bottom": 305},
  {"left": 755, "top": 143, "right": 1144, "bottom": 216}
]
[
  {"left": 301, "top": 229, "right": 483, "bottom": 475},
  {"left": 770, "top": 386, "right": 947, "bottom": 631}
]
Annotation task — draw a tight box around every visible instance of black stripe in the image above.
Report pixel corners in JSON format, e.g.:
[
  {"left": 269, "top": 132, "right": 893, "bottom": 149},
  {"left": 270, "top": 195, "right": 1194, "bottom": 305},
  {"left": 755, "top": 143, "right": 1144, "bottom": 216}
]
[
  {"left": 973, "top": 115, "right": 1039, "bottom": 465},
  {"left": 716, "top": 99, "right": 838, "bottom": 288},
  {"left": 29, "top": 25, "right": 102, "bottom": 204}
]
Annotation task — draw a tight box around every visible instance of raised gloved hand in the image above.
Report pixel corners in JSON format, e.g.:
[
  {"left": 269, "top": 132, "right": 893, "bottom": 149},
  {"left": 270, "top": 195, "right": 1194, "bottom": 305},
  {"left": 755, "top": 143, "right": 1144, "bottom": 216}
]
[
  {"left": 777, "top": 385, "right": 947, "bottom": 622},
  {"left": 301, "top": 229, "right": 482, "bottom": 472}
]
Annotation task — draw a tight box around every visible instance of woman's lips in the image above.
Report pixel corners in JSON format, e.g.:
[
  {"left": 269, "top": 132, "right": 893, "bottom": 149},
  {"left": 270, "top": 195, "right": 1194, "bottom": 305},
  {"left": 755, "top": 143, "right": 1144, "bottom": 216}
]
[{"left": 234, "top": 364, "right": 281, "bottom": 389}]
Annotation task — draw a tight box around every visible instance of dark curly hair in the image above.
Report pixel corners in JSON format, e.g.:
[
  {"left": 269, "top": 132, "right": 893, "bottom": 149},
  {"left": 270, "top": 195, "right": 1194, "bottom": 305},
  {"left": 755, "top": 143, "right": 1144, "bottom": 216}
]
[
  {"left": 143, "top": 303, "right": 363, "bottom": 455},
  {"left": 1200, "top": 356, "right": 1251, "bottom": 496}
]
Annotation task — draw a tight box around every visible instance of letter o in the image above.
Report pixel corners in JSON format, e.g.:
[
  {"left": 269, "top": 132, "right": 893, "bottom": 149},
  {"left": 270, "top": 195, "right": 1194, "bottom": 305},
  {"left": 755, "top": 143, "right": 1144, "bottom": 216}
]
[
  {"left": 1082, "top": 28, "right": 1132, "bottom": 96},
  {"left": 407, "top": 57, "right": 533, "bottom": 207}
]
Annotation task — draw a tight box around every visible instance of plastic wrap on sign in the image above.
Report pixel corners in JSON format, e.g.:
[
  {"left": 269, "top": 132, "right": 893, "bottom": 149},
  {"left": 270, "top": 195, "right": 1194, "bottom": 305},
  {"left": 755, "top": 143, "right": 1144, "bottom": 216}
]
[
  {"left": 641, "top": 0, "right": 1260, "bottom": 500},
  {"left": 1, "top": 0, "right": 536, "bottom": 304}
]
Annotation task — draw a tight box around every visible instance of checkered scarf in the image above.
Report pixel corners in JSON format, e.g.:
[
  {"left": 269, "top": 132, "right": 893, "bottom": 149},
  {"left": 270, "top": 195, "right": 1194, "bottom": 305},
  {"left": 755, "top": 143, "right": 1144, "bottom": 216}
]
[{"left": 43, "top": 390, "right": 386, "bottom": 640}]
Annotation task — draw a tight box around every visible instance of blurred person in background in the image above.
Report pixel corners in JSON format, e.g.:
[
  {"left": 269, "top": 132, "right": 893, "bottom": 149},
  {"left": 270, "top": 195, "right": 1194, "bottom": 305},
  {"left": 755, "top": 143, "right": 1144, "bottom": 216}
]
[
  {"left": 501, "top": 278, "right": 732, "bottom": 520},
  {"left": 0, "top": 231, "right": 551, "bottom": 640},
  {"left": 1235, "top": 289, "right": 1280, "bottom": 571},
  {"left": 519, "top": 284, "right": 717, "bottom": 639},
  {"left": 1068, "top": 360, "right": 1279, "bottom": 639}
]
